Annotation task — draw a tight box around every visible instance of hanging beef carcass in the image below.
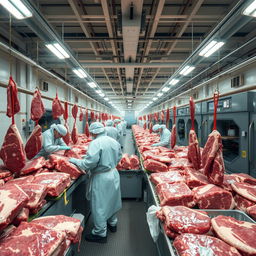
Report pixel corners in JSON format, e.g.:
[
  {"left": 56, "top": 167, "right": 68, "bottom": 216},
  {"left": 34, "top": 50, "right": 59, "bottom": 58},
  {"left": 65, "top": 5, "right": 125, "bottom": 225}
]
[{"left": 52, "top": 92, "right": 64, "bottom": 119}]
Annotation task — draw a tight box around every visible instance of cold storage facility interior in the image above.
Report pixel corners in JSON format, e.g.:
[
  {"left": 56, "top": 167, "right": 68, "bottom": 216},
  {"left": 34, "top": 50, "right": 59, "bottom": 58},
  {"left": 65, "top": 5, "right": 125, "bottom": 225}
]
[{"left": 0, "top": 0, "right": 256, "bottom": 256}]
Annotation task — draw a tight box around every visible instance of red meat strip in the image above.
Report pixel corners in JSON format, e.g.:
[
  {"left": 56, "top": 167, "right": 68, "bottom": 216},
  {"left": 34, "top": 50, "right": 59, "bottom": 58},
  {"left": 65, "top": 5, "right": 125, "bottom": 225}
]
[
  {"left": 143, "top": 153, "right": 172, "bottom": 164},
  {"left": 247, "top": 205, "right": 256, "bottom": 220},
  {"left": 193, "top": 184, "right": 235, "bottom": 209},
  {"left": 187, "top": 130, "right": 201, "bottom": 170},
  {"left": 6, "top": 76, "right": 20, "bottom": 118},
  {"left": 63, "top": 123, "right": 71, "bottom": 145},
  {"left": 170, "top": 124, "right": 176, "bottom": 149},
  {"left": 32, "top": 172, "right": 71, "bottom": 197},
  {"left": 212, "top": 215, "right": 256, "bottom": 255},
  {"left": 0, "top": 184, "right": 29, "bottom": 231},
  {"left": 0, "top": 165, "right": 11, "bottom": 179},
  {"left": 12, "top": 208, "right": 29, "bottom": 226},
  {"left": 50, "top": 154, "right": 83, "bottom": 179},
  {"left": 231, "top": 182, "right": 256, "bottom": 202},
  {"left": 20, "top": 156, "right": 46, "bottom": 175},
  {"left": 52, "top": 93, "right": 64, "bottom": 119},
  {"left": 0, "top": 124, "right": 26, "bottom": 173},
  {"left": 150, "top": 171, "right": 184, "bottom": 185},
  {"left": 71, "top": 122, "right": 78, "bottom": 144},
  {"left": 130, "top": 155, "right": 140, "bottom": 169},
  {"left": 185, "top": 169, "right": 209, "bottom": 189},
  {"left": 234, "top": 194, "right": 255, "bottom": 212},
  {"left": 157, "top": 206, "right": 211, "bottom": 234},
  {"left": 0, "top": 222, "right": 65, "bottom": 256},
  {"left": 156, "top": 182, "right": 195, "bottom": 207},
  {"left": 32, "top": 215, "right": 83, "bottom": 243},
  {"left": 121, "top": 154, "right": 131, "bottom": 169},
  {"left": 72, "top": 104, "right": 78, "bottom": 119},
  {"left": 84, "top": 122, "right": 90, "bottom": 137},
  {"left": 144, "top": 159, "right": 168, "bottom": 173},
  {"left": 202, "top": 130, "right": 224, "bottom": 185},
  {"left": 174, "top": 233, "right": 241, "bottom": 256},
  {"left": 25, "top": 124, "right": 42, "bottom": 160},
  {"left": 30, "top": 89, "right": 45, "bottom": 121}
]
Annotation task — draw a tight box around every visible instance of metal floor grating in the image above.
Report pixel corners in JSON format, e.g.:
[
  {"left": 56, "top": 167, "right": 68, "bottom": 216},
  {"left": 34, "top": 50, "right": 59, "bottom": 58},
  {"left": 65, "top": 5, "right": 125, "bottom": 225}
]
[{"left": 78, "top": 200, "right": 158, "bottom": 256}]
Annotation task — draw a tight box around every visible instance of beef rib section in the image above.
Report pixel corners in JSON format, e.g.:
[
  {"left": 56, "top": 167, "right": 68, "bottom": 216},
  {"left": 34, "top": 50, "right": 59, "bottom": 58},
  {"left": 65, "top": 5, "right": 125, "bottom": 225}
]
[
  {"left": 144, "top": 159, "right": 168, "bottom": 172},
  {"left": 231, "top": 182, "right": 256, "bottom": 202},
  {"left": 211, "top": 215, "right": 256, "bottom": 255},
  {"left": 20, "top": 156, "right": 46, "bottom": 175},
  {"left": 187, "top": 130, "right": 201, "bottom": 170},
  {"left": 150, "top": 171, "right": 184, "bottom": 186}
]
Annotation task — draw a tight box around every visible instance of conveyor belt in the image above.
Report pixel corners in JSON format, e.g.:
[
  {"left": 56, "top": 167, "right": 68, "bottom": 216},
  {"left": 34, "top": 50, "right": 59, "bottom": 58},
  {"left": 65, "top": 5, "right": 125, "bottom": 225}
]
[{"left": 79, "top": 200, "right": 158, "bottom": 256}]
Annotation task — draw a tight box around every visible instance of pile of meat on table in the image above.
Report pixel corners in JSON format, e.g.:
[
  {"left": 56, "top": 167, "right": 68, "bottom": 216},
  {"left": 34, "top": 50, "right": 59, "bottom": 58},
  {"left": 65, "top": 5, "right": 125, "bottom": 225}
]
[
  {"left": 117, "top": 153, "right": 140, "bottom": 170},
  {"left": 156, "top": 205, "right": 256, "bottom": 256}
]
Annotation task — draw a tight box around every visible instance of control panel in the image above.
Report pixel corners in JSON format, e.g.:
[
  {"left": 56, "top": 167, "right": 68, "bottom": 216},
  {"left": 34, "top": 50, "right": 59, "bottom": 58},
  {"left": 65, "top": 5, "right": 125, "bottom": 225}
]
[{"left": 208, "top": 97, "right": 231, "bottom": 112}]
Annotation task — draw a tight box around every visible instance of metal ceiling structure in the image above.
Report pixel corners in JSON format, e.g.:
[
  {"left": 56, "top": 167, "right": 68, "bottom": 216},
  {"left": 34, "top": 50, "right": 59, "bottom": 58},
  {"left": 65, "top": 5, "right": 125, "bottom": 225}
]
[{"left": 0, "top": 0, "right": 256, "bottom": 112}]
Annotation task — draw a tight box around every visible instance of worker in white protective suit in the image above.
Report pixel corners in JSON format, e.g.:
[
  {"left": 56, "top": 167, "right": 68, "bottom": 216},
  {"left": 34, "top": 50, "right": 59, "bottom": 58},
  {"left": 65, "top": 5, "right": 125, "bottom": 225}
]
[
  {"left": 35, "top": 123, "right": 71, "bottom": 158},
  {"left": 69, "top": 122, "right": 122, "bottom": 243},
  {"left": 104, "top": 119, "right": 120, "bottom": 142},
  {"left": 151, "top": 124, "right": 171, "bottom": 148},
  {"left": 115, "top": 119, "right": 123, "bottom": 148},
  {"left": 121, "top": 118, "right": 127, "bottom": 136}
]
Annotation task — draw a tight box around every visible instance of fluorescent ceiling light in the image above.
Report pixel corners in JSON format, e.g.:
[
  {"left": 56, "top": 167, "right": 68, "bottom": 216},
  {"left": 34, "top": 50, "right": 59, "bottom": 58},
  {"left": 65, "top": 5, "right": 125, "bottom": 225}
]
[
  {"left": 243, "top": 0, "right": 256, "bottom": 17},
  {"left": 0, "top": 0, "right": 32, "bottom": 19},
  {"left": 88, "top": 82, "right": 97, "bottom": 88},
  {"left": 109, "top": 101, "right": 112, "bottom": 104},
  {"left": 162, "top": 87, "right": 170, "bottom": 92},
  {"left": 128, "top": 107, "right": 131, "bottom": 109},
  {"left": 157, "top": 92, "right": 163, "bottom": 97},
  {"left": 46, "top": 43, "right": 70, "bottom": 59},
  {"left": 179, "top": 65, "right": 195, "bottom": 76},
  {"left": 104, "top": 97, "right": 109, "bottom": 101},
  {"left": 127, "top": 100, "right": 133, "bottom": 102},
  {"left": 73, "top": 68, "right": 87, "bottom": 78},
  {"left": 99, "top": 93, "right": 105, "bottom": 97},
  {"left": 169, "top": 79, "right": 179, "bottom": 85},
  {"left": 95, "top": 90, "right": 102, "bottom": 94},
  {"left": 149, "top": 101, "right": 153, "bottom": 104},
  {"left": 199, "top": 40, "right": 225, "bottom": 57},
  {"left": 153, "top": 97, "right": 158, "bottom": 101}
]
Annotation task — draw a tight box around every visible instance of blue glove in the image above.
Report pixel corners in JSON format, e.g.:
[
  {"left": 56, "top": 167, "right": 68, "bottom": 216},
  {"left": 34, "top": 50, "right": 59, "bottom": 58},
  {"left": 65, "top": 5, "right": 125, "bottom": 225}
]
[
  {"left": 59, "top": 146, "right": 71, "bottom": 150},
  {"left": 69, "top": 158, "right": 80, "bottom": 165}
]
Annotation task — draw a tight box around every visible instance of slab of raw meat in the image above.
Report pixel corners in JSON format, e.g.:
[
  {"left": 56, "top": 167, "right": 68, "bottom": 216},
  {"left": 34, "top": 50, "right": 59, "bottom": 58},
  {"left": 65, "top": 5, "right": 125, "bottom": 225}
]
[
  {"left": 150, "top": 171, "right": 184, "bottom": 185},
  {"left": 49, "top": 154, "right": 83, "bottom": 179},
  {"left": 193, "top": 184, "right": 235, "bottom": 209},
  {"left": 64, "top": 148, "right": 82, "bottom": 159},
  {"left": 72, "top": 104, "right": 78, "bottom": 119},
  {"left": 12, "top": 207, "right": 29, "bottom": 226},
  {"left": 187, "top": 130, "right": 201, "bottom": 170},
  {"left": 163, "top": 223, "right": 179, "bottom": 239},
  {"left": 231, "top": 182, "right": 256, "bottom": 202},
  {"left": 174, "top": 233, "right": 241, "bottom": 256},
  {"left": 212, "top": 215, "right": 256, "bottom": 255},
  {"left": 157, "top": 206, "right": 211, "bottom": 234},
  {"left": 0, "top": 124, "right": 26, "bottom": 173},
  {"left": 25, "top": 124, "right": 42, "bottom": 160},
  {"left": 62, "top": 123, "right": 71, "bottom": 145},
  {"left": 232, "top": 173, "right": 256, "bottom": 185},
  {"left": 144, "top": 159, "right": 168, "bottom": 172},
  {"left": 143, "top": 153, "right": 172, "bottom": 164},
  {"left": 52, "top": 93, "right": 64, "bottom": 119},
  {"left": 130, "top": 155, "right": 140, "bottom": 169},
  {"left": 247, "top": 205, "right": 256, "bottom": 220},
  {"left": 170, "top": 158, "right": 193, "bottom": 170},
  {"left": 44, "top": 159, "right": 55, "bottom": 169},
  {"left": 32, "top": 215, "right": 83, "bottom": 243},
  {"left": 20, "top": 156, "right": 46, "bottom": 175},
  {"left": 7, "top": 175, "right": 34, "bottom": 186},
  {"left": 30, "top": 89, "right": 45, "bottom": 121},
  {"left": 234, "top": 194, "right": 255, "bottom": 212},
  {"left": 120, "top": 153, "right": 131, "bottom": 169},
  {"left": 0, "top": 165, "right": 11, "bottom": 179},
  {"left": 222, "top": 174, "right": 240, "bottom": 192},
  {"left": 0, "top": 222, "right": 65, "bottom": 256},
  {"left": 32, "top": 172, "right": 71, "bottom": 197},
  {"left": 71, "top": 122, "right": 78, "bottom": 144},
  {"left": 170, "top": 124, "right": 176, "bottom": 149},
  {"left": 202, "top": 130, "right": 224, "bottom": 185},
  {"left": 156, "top": 182, "right": 195, "bottom": 207},
  {"left": 185, "top": 169, "right": 209, "bottom": 188},
  {"left": 6, "top": 76, "right": 20, "bottom": 118},
  {"left": 0, "top": 184, "right": 29, "bottom": 231},
  {"left": 19, "top": 183, "right": 48, "bottom": 210}
]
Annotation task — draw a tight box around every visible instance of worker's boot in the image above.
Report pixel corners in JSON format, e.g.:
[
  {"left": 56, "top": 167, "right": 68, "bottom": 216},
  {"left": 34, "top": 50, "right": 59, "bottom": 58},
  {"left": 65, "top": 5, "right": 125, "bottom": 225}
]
[
  {"left": 107, "top": 224, "right": 117, "bottom": 233},
  {"left": 85, "top": 234, "right": 107, "bottom": 243}
]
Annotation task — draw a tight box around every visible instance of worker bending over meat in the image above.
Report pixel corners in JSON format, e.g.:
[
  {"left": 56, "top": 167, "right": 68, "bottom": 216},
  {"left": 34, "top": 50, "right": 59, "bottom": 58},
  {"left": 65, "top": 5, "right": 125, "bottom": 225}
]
[
  {"left": 35, "top": 124, "right": 70, "bottom": 158},
  {"left": 105, "top": 119, "right": 120, "bottom": 142},
  {"left": 151, "top": 124, "right": 171, "bottom": 148},
  {"left": 69, "top": 122, "right": 122, "bottom": 243}
]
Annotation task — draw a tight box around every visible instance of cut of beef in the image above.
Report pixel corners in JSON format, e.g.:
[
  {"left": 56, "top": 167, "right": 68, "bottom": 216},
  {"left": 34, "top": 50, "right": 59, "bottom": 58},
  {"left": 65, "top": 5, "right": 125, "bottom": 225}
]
[
  {"left": 84, "top": 122, "right": 90, "bottom": 137},
  {"left": 50, "top": 154, "right": 83, "bottom": 179},
  {"left": 25, "top": 124, "right": 42, "bottom": 160},
  {"left": 193, "top": 184, "right": 235, "bottom": 209},
  {"left": 30, "top": 89, "right": 45, "bottom": 122},
  {"left": 20, "top": 156, "right": 46, "bottom": 175},
  {"left": 156, "top": 182, "right": 195, "bottom": 207},
  {"left": 170, "top": 124, "right": 176, "bottom": 149},
  {"left": 52, "top": 93, "right": 64, "bottom": 119},
  {"left": 12, "top": 207, "right": 29, "bottom": 226},
  {"left": 71, "top": 122, "right": 78, "bottom": 144},
  {"left": 0, "top": 184, "right": 29, "bottom": 231},
  {"left": 173, "top": 233, "right": 241, "bottom": 256},
  {"left": 63, "top": 123, "right": 71, "bottom": 145},
  {"left": 32, "top": 172, "right": 71, "bottom": 197},
  {"left": 150, "top": 171, "right": 184, "bottom": 185},
  {"left": 212, "top": 215, "right": 256, "bottom": 255},
  {"left": 157, "top": 206, "right": 211, "bottom": 234},
  {"left": 231, "top": 182, "right": 256, "bottom": 202},
  {"left": 202, "top": 130, "right": 224, "bottom": 185},
  {"left": 72, "top": 104, "right": 78, "bottom": 119},
  {"left": 143, "top": 153, "right": 172, "bottom": 164},
  {"left": 187, "top": 130, "right": 201, "bottom": 170},
  {"left": 32, "top": 215, "right": 83, "bottom": 243},
  {"left": 222, "top": 174, "right": 240, "bottom": 192},
  {"left": 0, "top": 222, "right": 65, "bottom": 256},
  {"left": 64, "top": 148, "right": 82, "bottom": 159},
  {"left": 163, "top": 223, "right": 178, "bottom": 239},
  {"left": 185, "top": 169, "right": 209, "bottom": 189},
  {"left": 7, "top": 175, "right": 34, "bottom": 186},
  {"left": 6, "top": 76, "right": 20, "bottom": 118},
  {"left": 170, "top": 158, "right": 193, "bottom": 170},
  {"left": 247, "top": 205, "right": 256, "bottom": 220},
  {"left": 130, "top": 155, "right": 140, "bottom": 169},
  {"left": 19, "top": 183, "right": 48, "bottom": 211},
  {"left": 0, "top": 165, "right": 11, "bottom": 179},
  {"left": 120, "top": 153, "right": 131, "bottom": 169},
  {"left": 232, "top": 173, "right": 256, "bottom": 185},
  {"left": 234, "top": 194, "right": 254, "bottom": 212},
  {"left": 0, "top": 124, "right": 26, "bottom": 173},
  {"left": 143, "top": 159, "right": 168, "bottom": 173}
]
